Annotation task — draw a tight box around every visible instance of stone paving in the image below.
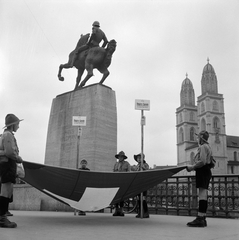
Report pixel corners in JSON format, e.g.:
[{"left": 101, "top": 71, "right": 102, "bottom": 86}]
[{"left": 1, "top": 211, "right": 238, "bottom": 240}]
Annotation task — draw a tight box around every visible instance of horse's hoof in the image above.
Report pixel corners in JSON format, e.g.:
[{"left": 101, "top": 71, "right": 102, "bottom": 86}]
[{"left": 58, "top": 77, "right": 64, "bottom": 81}]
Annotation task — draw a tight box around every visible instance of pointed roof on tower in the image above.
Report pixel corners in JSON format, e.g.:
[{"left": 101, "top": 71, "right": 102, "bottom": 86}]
[
  {"left": 201, "top": 58, "right": 218, "bottom": 94},
  {"left": 180, "top": 73, "right": 195, "bottom": 106}
]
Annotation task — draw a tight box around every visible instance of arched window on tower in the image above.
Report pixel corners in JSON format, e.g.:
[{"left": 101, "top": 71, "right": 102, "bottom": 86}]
[
  {"left": 213, "top": 100, "right": 219, "bottom": 112},
  {"left": 201, "top": 118, "right": 206, "bottom": 131},
  {"left": 190, "top": 127, "right": 195, "bottom": 141},
  {"left": 213, "top": 117, "right": 220, "bottom": 130},
  {"left": 201, "top": 102, "right": 205, "bottom": 113},
  {"left": 190, "top": 112, "right": 194, "bottom": 121},
  {"left": 190, "top": 152, "right": 195, "bottom": 165},
  {"left": 179, "top": 128, "right": 184, "bottom": 143}
]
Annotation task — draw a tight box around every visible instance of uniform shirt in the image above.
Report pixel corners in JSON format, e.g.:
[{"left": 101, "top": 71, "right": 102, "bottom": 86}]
[
  {"left": 135, "top": 162, "right": 149, "bottom": 171},
  {"left": 79, "top": 167, "right": 90, "bottom": 171},
  {"left": 113, "top": 160, "right": 131, "bottom": 172},
  {"left": 194, "top": 143, "right": 212, "bottom": 169},
  {"left": 0, "top": 129, "right": 20, "bottom": 162}
]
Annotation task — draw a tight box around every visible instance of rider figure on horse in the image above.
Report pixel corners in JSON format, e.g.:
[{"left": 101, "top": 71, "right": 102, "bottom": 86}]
[{"left": 70, "top": 21, "right": 108, "bottom": 67}]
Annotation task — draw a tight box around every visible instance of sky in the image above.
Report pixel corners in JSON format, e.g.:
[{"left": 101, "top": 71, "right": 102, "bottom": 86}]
[{"left": 0, "top": 0, "right": 239, "bottom": 168}]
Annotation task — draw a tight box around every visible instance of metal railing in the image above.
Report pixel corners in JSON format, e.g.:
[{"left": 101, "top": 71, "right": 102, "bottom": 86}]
[{"left": 146, "top": 174, "right": 239, "bottom": 218}]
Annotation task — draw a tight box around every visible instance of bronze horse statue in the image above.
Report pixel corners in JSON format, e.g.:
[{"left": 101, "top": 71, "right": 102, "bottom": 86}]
[{"left": 58, "top": 34, "right": 117, "bottom": 90}]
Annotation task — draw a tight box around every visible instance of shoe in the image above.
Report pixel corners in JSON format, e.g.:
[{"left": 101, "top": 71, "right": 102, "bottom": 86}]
[
  {"left": 113, "top": 209, "right": 120, "bottom": 216},
  {"left": 0, "top": 215, "right": 17, "bottom": 228},
  {"left": 113, "top": 209, "right": 124, "bottom": 217},
  {"left": 136, "top": 212, "right": 150, "bottom": 218},
  {"left": 113, "top": 211, "right": 124, "bottom": 217},
  {"left": 204, "top": 217, "right": 207, "bottom": 227},
  {"left": 78, "top": 211, "right": 86, "bottom": 216},
  {"left": 118, "top": 212, "right": 125, "bottom": 217},
  {"left": 118, "top": 208, "right": 124, "bottom": 216},
  {"left": 187, "top": 216, "right": 205, "bottom": 227},
  {"left": 6, "top": 211, "right": 13, "bottom": 217}
]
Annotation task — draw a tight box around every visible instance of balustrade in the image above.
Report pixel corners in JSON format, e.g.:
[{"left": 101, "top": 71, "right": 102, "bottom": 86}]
[{"left": 146, "top": 174, "right": 239, "bottom": 218}]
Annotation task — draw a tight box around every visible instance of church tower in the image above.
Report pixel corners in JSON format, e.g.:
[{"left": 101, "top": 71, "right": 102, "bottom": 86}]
[
  {"left": 197, "top": 59, "right": 227, "bottom": 173},
  {"left": 176, "top": 74, "right": 198, "bottom": 166}
]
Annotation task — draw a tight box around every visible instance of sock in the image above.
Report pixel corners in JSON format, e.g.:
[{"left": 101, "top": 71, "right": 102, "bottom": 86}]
[
  {"left": 143, "top": 200, "right": 148, "bottom": 213},
  {"left": 137, "top": 200, "right": 140, "bottom": 214},
  {"left": 198, "top": 200, "right": 208, "bottom": 217},
  {"left": 0, "top": 196, "right": 4, "bottom": 216},
  {"left": 0, "top": 196, "right": 8, "bottom": 216},
  {"left": 6, "top": 198, "right": 10, "bottom": 213}
]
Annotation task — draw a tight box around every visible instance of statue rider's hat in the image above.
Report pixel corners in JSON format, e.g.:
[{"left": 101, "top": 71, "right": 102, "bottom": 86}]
[{"left": 92, "top": 21, "right": 100, "bottom": 27}]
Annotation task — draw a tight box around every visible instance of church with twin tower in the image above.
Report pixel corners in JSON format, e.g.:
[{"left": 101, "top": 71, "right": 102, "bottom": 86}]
[{"left": 176, "top": 59, "right": 239, "bottom": 175}]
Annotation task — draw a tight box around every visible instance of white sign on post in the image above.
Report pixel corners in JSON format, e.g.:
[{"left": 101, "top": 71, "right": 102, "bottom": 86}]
[
  {"left": 72, "top": 116, "right": 87, "bottom": 126},
  {"left": 135, "top": 99, "right": 150, "bottom": 111}
]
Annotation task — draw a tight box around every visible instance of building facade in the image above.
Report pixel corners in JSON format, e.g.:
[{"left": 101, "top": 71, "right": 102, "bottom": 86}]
[{"left": 176, "top": 60, "right": 239, "bottom": 175}]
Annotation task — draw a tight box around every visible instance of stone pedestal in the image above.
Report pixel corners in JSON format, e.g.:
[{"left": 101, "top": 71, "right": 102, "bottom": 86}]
[{"left": 44, "top": 84, "right": 117, "bottom": 171}]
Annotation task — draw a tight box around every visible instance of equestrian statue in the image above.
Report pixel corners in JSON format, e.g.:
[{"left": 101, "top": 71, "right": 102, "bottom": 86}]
[{"left": 57, "top": 21, "right": 117, "bottom": 90}]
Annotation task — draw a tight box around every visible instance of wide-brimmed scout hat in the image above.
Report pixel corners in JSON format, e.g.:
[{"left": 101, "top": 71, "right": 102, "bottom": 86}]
[
  {"left": 115, "top": 151, "right": 127, "bottom": 159},
  {"left": 134, "top": 153, "right": 146, "bottom": 162},
  {"left": 195, "top": 130, "right": 209, "bottom": 143},
  {"left": 3, "top": 114, "right": 23, "bottom": 129}
]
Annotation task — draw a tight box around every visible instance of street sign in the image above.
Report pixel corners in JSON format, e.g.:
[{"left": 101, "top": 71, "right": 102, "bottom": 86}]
[
  {"left": 72, "top": 116, "right": 87, "bottom": 126},
  {"left": 135, "top": 99, "right": 150, "bottom": 111}
]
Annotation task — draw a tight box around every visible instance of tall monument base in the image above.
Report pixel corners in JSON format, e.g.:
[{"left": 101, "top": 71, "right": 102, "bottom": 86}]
[{"left": 44, "top": 84, "right": 117, "bottom": 171}]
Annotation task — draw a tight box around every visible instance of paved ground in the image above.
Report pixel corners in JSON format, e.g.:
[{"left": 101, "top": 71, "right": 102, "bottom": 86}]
[{"left": 1, "top": 211, "right": 239, "bottom": 240}]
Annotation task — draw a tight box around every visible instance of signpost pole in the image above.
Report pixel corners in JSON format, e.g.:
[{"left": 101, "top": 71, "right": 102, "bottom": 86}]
[
  {"left": 76, "top": 127, "right": 82, "bottom": 169},
  {"left": 72, "top": 116, "right": 86, "bottom": 169},
  {"left": 135, "top": 99, "right": 150, "bottom": 219},
  {"left": 140, "top": 109, "right": 144, "bottom": 219}
]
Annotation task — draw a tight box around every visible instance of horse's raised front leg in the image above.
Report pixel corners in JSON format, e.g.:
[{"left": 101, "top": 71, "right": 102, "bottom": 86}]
[
  {"left": 58, "top": 63, "right": 73, "bottom": 81},
  {"left": 99, "top": 69, "right": 110, "bottom": 85},
  {"left": 58, "top": 64, "right": 65, "bottom": 81}
]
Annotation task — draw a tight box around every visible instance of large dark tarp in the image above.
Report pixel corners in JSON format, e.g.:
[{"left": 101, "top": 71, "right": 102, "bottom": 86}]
[{"left": 22, "top": 161, "right": 186, "bottom": 211}]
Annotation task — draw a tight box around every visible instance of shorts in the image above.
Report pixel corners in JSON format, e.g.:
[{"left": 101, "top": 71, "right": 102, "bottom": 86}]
[
  {"left": 195, "top": 165, "right": 212, "bottom": 189},
  {"left": 0, "top": 159, "right": 17, "bottom": 184}
]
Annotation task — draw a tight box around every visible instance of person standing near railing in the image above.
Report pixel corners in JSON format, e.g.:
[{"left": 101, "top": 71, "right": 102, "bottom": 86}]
[
  {"left": 74, "top": 159, "right": 90, "bottom": 216},
  {"left": 186, "top": 130, "right": 212, "bottom": 227},
  {"left": 113, "top": 151, "right": 131, "bottom": 216},
  {"left": 0, "top": 114, "right": 24, "bottom": 228},
  {"left": 132, "top": 153, "right": 150, "bottom": 218}
]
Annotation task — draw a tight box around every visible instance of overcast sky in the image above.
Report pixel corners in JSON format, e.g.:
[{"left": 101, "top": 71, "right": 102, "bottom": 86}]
[{"left": 1, "top": 0, "right": 239, "bottom": 168}]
